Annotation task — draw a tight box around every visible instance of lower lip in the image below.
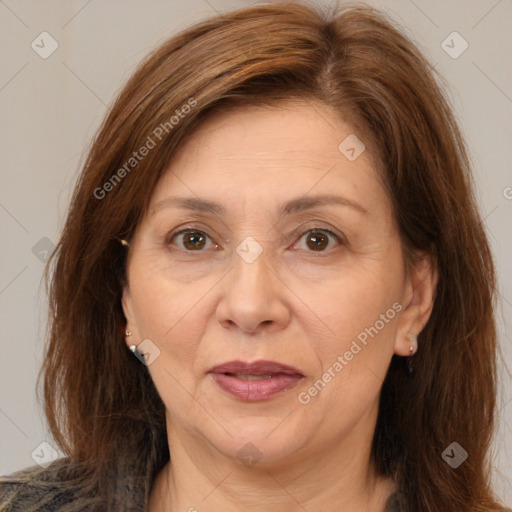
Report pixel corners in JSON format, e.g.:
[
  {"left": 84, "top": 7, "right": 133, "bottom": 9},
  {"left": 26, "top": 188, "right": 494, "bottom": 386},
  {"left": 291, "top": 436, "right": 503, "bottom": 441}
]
[{"left": 209, "top": 373, "right": 303, "bottom": 401}]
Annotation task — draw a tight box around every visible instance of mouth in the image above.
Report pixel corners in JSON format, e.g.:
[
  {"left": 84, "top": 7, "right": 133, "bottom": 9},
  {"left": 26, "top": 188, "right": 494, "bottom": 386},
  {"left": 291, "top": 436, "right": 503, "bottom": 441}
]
[{"left": 207, "top": 360, "right": 304, "bottom": 401}]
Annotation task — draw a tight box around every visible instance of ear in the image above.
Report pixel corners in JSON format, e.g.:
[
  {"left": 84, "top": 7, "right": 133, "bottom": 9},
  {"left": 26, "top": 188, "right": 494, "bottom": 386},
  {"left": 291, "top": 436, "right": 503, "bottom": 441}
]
[
  {"left": 121, "top": 283, "right": 138, "bottom": 349},
  {"left": 394, "top": 252, "right": 438, "bottom": 356}
]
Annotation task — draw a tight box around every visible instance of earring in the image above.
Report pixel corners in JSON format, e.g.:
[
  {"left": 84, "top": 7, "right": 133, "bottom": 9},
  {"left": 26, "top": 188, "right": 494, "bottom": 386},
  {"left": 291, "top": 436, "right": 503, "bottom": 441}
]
[
  {"left": 406, "top": 332, "right": 417, "bottom": 375},
  {"left": 408, "top": 332, "right": 418, "bottom": 355},
  {"left": 125, "top": 330, "right": 132, "bottom": 337},
  {"left": 129, "top": 345, "right": 137, "bottom": 353},
  {"left": 120, "top": 239, "right": 130, "bottom": 247}
]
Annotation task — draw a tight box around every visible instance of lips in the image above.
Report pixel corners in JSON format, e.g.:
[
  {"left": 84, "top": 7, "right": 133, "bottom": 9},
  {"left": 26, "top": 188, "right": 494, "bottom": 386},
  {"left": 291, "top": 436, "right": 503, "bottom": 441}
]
[
  {"left": 207, "top": 360, "right": 304, "bottom": 401},
  {"left": 208, "top": 360, "right": 304, "bottom": 376}
]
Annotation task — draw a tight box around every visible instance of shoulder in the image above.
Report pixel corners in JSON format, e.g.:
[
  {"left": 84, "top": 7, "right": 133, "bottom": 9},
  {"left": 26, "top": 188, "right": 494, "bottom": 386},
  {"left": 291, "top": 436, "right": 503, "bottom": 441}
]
[
  {"left": 0, "top": 458, "right": 148, "bottom": 512},
  {"left": 383, "top": 492, "right": 511, "bottom": 512},
  {"left": 0, "top": 459, "right": 79, "bottom": 512}
]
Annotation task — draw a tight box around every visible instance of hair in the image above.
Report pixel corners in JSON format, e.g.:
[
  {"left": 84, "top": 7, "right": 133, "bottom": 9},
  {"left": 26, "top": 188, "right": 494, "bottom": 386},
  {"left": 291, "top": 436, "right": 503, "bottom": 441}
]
[{"left": 8, "top": 1, "right": 507, "bottom": 511}]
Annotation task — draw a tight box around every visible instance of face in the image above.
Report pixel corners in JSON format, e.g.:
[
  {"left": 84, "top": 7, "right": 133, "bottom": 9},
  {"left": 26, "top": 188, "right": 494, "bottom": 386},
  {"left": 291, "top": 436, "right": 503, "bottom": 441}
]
[{"left": 122, "top": 101, "right": 432, "bottom": 468}]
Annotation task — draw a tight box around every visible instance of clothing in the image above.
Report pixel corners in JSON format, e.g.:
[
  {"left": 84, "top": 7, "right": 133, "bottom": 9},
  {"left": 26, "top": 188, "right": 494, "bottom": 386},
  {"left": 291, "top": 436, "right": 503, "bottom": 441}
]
[
  {"left": 0, "top": 464, "right": 404, "bottom": 512},
  {"left": 0, "top": 459, "right": 145, "bottom": 512},
  {"left": 0, "top": 477, "right": 74, "bottom": 512},
  {"left": 0, "top": 466, "right": 69, "bottom": 511},
  {"left": 0, "top": 459, "right": 509, "bottom": 512}
]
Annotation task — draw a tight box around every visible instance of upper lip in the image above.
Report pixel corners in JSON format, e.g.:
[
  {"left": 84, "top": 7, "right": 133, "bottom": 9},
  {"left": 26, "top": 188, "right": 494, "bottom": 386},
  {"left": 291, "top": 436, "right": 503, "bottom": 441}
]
[{"left": 208, "top": 360, "right": 304, "bottom": 376}]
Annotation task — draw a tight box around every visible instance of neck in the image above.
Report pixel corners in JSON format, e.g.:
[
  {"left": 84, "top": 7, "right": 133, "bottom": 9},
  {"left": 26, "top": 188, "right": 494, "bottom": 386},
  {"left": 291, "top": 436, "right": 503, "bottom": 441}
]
[{"left": 149, "top": 421, "right": 395, "bottom": 512}]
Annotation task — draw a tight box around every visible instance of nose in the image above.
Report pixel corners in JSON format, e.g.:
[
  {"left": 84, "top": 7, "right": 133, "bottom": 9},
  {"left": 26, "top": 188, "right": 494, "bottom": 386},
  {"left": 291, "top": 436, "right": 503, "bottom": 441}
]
[{"left": 215, "top": 251, "right": 291, "bottom": 334}]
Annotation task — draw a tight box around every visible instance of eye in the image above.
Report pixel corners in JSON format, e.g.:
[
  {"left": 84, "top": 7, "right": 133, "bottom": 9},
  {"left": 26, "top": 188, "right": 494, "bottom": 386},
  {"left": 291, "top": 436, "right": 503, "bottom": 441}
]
[
  {"left": 292, "top": 228, "right": 342, "bottom": 252},
  {"left": 169, "top": 229, "right": 218, "bottom": 251}
]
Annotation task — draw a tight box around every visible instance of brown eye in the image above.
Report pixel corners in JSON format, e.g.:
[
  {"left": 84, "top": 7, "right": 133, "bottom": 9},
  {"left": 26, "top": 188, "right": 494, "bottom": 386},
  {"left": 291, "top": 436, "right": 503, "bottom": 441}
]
[
  {"left": 306, "top": 231, "right": 329, "bottom": 251},
  {"left": 173, "top": 230, "right": 212, "bottom": 250},
  {"left": 294, "top": 229, "right": 341, "bottom": 252}
]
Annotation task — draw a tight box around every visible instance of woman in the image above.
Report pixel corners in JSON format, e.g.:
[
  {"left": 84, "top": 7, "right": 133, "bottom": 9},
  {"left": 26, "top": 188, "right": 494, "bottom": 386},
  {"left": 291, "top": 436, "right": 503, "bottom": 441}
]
[{"left": 0, "top": 2, "right": 508, "bottom": 511}]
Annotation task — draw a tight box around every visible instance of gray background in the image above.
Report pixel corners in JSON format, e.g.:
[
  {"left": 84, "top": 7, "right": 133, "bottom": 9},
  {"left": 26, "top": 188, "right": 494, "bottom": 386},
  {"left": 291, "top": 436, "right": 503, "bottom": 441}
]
[{"left": 0, "top": 0, "right": 510, "bottom": 503}]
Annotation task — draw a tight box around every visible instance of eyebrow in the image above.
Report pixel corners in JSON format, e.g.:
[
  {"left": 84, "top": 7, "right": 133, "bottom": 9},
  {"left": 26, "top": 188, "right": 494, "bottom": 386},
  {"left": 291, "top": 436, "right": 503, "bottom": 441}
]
[
  {"left": 151, "top": 196, "right": 227, "bottom": 217},
  {"left": 282, "top": 194, "right": 369, "bottom": 216},
  {"left": 150, "top": 193, "right": 369, "bottom": 218}
]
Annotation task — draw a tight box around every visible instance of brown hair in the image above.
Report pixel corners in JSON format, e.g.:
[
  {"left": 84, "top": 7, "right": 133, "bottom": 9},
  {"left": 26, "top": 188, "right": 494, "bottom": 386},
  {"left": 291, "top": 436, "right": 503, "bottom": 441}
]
[{"left": 36, "top": 2, "right": 504, "bottom": 510}]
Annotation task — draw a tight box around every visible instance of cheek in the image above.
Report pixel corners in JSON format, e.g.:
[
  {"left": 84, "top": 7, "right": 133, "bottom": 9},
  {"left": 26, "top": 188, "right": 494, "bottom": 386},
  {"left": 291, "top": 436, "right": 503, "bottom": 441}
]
[
  {"left": 295, "top": 261, "right": 401, "bottom": 343},
  {"left": 288, "top": 255, "right": 403, "bottom": 400},
  {"left": 129, "top": 253, "right": 208, "bottom": 337},
  {"left": 297, "top": 283, "right": 398, "bottom": 424},
  {"left": 128, "top": 267, "right": 212, "bottom": 398},
  {"left": 127, "top": 253, "right": 224, "bottom": 379}
]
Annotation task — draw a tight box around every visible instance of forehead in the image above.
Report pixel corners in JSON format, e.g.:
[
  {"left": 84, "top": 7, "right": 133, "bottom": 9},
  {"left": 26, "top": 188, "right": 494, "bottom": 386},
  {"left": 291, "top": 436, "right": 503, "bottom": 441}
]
[
  {"left": 174, "top": 101, "right": 357, "bottom": 167},
  {"left": 149, "top": 101, "right": 387, "bottom": 216}
]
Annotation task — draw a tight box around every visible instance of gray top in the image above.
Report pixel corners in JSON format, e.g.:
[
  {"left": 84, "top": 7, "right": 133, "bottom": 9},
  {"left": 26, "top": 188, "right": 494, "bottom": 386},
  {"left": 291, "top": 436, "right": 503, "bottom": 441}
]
[
  {"left": 0, "top": 476, "right": 404, "bottom": 512},
  {"left": 2, "top": 459, "right": 509, "bottom": 512},
  {"left": 0, "top": 459, "right": 145, "bottom": 512},
  {"left": 1, "top": 462, "right": 405, "bottom": 512}
]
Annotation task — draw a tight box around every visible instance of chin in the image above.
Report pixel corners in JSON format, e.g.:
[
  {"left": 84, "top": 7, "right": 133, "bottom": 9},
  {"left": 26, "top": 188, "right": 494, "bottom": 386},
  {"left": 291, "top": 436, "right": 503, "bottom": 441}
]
[{"left": 199, "top": 417, "right": 311, "bottom": 469}]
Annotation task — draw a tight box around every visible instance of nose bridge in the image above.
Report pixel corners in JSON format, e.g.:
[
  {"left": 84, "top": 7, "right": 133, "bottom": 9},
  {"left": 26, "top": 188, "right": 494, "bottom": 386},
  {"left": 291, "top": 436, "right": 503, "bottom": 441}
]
[
  {"left": 230, "top": 241, "right": 273, "bottom": 304},
  {"left": 216, "top": 239, "right": 290, "bottom": 332}
]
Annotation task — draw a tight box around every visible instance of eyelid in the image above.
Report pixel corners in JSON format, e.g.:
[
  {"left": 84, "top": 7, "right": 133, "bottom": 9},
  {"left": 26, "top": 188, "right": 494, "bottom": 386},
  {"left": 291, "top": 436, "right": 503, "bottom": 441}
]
[
  {"left": 288, "top": 225, "right": 347, "bottom": 254},
  {"left": 166, "top": 226, "right": 221, "bottom": 250},
  {"left": 292, "top": 223, "right": 346, "bottom": 243},
  {"left": 164, "top": 223, "right": 346, "bottom": 251}
]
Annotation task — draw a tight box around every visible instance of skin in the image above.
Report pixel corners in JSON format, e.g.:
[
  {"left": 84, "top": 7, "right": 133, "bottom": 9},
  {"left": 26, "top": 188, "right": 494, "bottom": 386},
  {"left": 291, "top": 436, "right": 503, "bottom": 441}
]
[{"left": 122, "top": 101, "right": 437, "bottom": 512}]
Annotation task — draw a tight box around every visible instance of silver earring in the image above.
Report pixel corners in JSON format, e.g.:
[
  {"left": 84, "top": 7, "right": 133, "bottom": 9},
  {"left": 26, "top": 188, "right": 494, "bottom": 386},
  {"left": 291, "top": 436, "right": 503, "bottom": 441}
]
[{"left": 125, "top": 330, "right": 132, "bottom": 337}]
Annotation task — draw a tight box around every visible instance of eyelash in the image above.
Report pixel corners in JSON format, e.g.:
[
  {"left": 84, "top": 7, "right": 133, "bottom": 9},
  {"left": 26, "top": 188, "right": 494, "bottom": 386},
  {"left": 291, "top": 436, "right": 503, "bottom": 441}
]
[
  {"left": 291, "top": 228, "right": 343, "bottom": 252},
  {"left": 168, "top": 228, "right": 220, "bottom": 252},
  {"left": 166, "top": 226, "right": 345, "bottom": 253}
]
